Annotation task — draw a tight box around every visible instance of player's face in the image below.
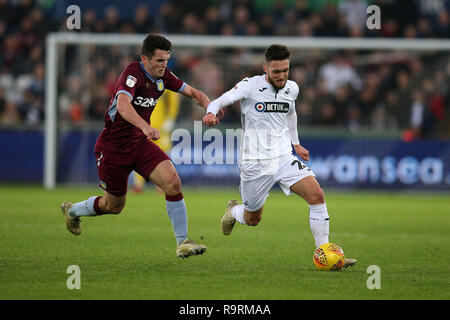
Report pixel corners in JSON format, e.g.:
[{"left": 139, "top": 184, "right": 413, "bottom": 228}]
[
  {"left": 264, "top": 59, "right": 290, "bottom": 90},
  {"left": 141, "top": 49, "right": 171, "bottom": 78}
]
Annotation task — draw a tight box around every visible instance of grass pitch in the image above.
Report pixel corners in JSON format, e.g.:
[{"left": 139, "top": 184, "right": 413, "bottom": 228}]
[{"left": 0, "top": 185, "right": 449, "bottom": 300}]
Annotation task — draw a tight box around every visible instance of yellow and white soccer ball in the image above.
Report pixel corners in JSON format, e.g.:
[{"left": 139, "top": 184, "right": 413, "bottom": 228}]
[{"left": 313, "top": 243, "right": 345, "bottom": 271}]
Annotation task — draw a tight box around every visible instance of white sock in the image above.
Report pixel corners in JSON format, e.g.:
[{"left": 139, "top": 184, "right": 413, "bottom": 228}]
[
  {"left": 231, "top": 204, "right": 246, "bottom": 225},
  {"left": 309, "top": 203, "right": 329, "bottom": 248},
  {"left": 165, "top": 199, "right": 188, "bottom": 246},
  {"left": 69, "top": 196, "right": 98, "bottom": 218}
]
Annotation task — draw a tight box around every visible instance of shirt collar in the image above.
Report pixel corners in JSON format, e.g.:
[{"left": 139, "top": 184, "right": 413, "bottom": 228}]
[{"left": 140, "top": 61, "right": 157, "bottom": 83}]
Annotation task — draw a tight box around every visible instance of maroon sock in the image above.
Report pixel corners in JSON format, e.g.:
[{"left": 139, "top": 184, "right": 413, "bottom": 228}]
[
  {"left": 165, "top": 192, "right": 184, "bottom": 202},
  {"left": 93, "top": 196, "right": 106, "bottom": 215}
]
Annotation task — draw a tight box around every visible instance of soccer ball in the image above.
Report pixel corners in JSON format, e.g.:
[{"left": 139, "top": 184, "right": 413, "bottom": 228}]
[{"left": 313, "top": 243, "right": 345, "bottom": 271}]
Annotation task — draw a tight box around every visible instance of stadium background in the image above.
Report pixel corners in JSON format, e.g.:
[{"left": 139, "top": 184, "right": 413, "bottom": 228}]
[
  {"left": 0, "top": 0, "right": 449, "bottom": 191},
  {"left": 1, "top": 0, "right": 450, "bottom": 303}
]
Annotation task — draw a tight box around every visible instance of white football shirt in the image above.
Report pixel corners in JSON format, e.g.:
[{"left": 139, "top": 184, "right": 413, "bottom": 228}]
[{"left": 207, "top": 74, "right": 300, "bottom": 162}]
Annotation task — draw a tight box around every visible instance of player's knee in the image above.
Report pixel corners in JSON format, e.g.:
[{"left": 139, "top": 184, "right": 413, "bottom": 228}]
[
  {"left": 104, "top": 200, "right": 125, "bottom": 215},
  {"left": 307, "top": 188, "right": 325, "bottom": 205},
  {"left": 164, "top": 175, "right": 182, "bottom": 195},
  {"left": 245, "top": 213, "right": 262, "bottom": 226},
  {"left": 110, "top": 204, "right": 124, "bottom": 214}
]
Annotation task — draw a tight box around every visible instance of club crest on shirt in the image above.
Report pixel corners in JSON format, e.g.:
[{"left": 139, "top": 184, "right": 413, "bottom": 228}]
[
  {"left": 126, "top": 75, "right": 137, "bottom": 87},
  {"left": 156, "top": 79, "right": 164, "bottom": 92}
]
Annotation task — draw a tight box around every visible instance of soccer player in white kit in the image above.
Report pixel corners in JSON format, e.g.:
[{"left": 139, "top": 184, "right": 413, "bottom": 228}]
[{"left": 203, "top": 44, "right": 356, "bottom": 267}]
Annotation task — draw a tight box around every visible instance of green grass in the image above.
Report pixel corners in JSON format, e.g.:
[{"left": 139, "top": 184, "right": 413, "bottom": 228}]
[{"left": 0, "top": 185, "right": 449, "bottom": 300}]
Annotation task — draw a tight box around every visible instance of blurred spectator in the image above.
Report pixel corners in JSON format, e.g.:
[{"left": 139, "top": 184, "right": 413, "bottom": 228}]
[
  {"left": 20, "top": 89, "right": 43, "bottom": 126},
  {"left": 275, "top": 11, "right": 297, "bottom": 36},
  {"left": 435, "top": 10, "right": 450, "bottom": 38},
  {"left": 1, "top": 101, "right": 21, "bottom": 126},
  {"left": 103, "top": 6, "right": 121, "bottom": 33},
  {"left": 0, "top": 0, "right": 13, "bottom": 25},
  {"left": 82, "top": 8, "right": 98, "bottom": 33},
  {"left": 205, "top": 6, "right": 223, "bottom": 35},
  {"left": 294, "top": 0, "right": 312, "bottom": 20},
  {"left": 346, "top": 102, "right": 361, "bottom": 132},
  {"left": 296, "top": 20, "right": 313, "bottom": 37},
  {"left": 319, "top": 53, "right": 362, "bottom": 94},
  {"left": 259, "top": 14, "right": 275, "bottom": 35},
  {"left": 154, "top": 2, "right": 180, "bottom": 33},
  {"left": 358, "top": 85, "right": 378, "bottom": 124},
  {"left": 333, "top": 85, "right": 354, "bottom": 124},
  {"left": 28, "top": 63, "right": 45, "bottom": 99},
  {"left": 416, "top": 17, "right": 434, "bottom": 38},
  {"left": 382, "top": 91, "right": 400, "bottom": 129},
  {"left": 233, "top": 5, "right": 250, "bottom": 35},
  {"left": 2, "top": 33, "right": 26, "bottom": 76},
  {"left": 133, "top": 4, "right": 153, "bottom": 33},
  {"left": 382, "top": 20, "right": 399, "bottom": 38},
  {"left": 0, "top": 88, "right": 6, "bottom": 116},
  {"left": 316, "top": 100, "right": 339, "bottom": 126},
  {"left": 182, "top": 13, "right": 201, "bottom": 34},
  {"left": 409, "top": 90, "right": 431, "bottom": 137},
  {"left": 338, "top": 0, "right": 366, "bottom": 32},
  {"left": 394, "top": 70, "right": 413, "bottom": 127}
]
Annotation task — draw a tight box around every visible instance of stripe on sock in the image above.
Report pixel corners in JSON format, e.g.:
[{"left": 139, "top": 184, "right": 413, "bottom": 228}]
[
  {"left": 165, "top": 192, "right": 184, "bottom": 202},
  {"left": 93, "top": 196, "right": 106, "bottom": 215}
]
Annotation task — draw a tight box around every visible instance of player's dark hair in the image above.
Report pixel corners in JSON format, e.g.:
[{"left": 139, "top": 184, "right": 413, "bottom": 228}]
[
  {"left": 265, "top": 44, "right": 290, "bottom": 62},
  {"left": 142, "top": 34, "right": 172, "bottom": 58}
]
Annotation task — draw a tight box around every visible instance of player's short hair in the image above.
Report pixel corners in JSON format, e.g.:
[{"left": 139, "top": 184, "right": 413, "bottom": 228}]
[
  {"left": 142, "top": 34, "right": 172, "bottom": 58},
  {"left": 265, "top": 44, "right": 290, "bottom": 62}
]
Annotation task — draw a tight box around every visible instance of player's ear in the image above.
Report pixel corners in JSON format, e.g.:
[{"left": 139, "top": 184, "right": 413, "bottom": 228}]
[
  {"left": 141, "top": 55, "right": 148, "bottom": 64},
  {"left": 263, "top": 63, "right": 267, "bottom": 74}
]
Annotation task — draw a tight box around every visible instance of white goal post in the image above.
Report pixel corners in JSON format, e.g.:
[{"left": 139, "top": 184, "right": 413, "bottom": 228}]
[{"left": 44, "top": 33, "right": 450, "bottom": 189}]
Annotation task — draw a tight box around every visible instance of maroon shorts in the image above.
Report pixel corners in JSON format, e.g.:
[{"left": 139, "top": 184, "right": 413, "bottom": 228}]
[{"left": 94, "top": 139, "right": 170, "bottom": 197}]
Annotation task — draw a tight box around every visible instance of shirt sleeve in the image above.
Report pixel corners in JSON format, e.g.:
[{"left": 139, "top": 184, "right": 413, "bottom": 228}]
[
  {"left": 207, "top": 78, "right": 251, "bottom": 115},
  {"left": 115, "top": 63, "right": 141, "bottom": 100},
  {"left": 286, "top": 104, "right": 300, "bottom": 145},
  {"left": 287, "top": 82, "right": 300, "bottom": 145},
  {"left": 164, "top": 69, "right": 186, "bottom": 93}
]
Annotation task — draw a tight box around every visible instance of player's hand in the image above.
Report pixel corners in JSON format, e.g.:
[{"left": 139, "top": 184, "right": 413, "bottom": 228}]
[
  {"left": 203, "top": 112, "right": 219, "bottom": 126},
  {"left": 217, "top": 109, "right": 225, "bottom": 120},
  {"left": 294, "top": 144, "right": 309, "bottom": 162},
  {"left": 143, "top": 126, "right": 160, "bottom": 141}
]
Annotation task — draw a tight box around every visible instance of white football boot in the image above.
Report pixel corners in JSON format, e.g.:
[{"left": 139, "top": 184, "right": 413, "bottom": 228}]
[
  {"left": 343, "top": 258, "right": 357, "bottom": 268},
  {"left": 221, "top": 199, "right": 238, "bottom": 235},
  {"left": 176, "top": 239, "right": 207, "bottom": 258},
  {"left": 61, "top": 201, "right": 81, "bottom": 236}
]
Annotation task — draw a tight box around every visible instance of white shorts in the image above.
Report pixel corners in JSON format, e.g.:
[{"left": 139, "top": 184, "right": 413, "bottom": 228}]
[{"left": 239, "top": 153, "right": 316, "bottom": 212}]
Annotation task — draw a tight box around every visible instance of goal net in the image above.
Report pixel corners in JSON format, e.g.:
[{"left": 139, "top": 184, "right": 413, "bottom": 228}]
[{"left": 45, "top": 34, "right": 450, "bottom": 190}]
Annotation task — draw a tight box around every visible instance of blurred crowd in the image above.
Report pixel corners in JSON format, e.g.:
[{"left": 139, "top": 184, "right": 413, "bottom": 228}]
[{"left": 0, "top": 0, "right": 449, "bottom": 138}]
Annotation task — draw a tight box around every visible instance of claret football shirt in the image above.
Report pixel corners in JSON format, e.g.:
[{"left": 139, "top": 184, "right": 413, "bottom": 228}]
[{"left": 95, "top": 61, "right": 186, "bottom": 153}]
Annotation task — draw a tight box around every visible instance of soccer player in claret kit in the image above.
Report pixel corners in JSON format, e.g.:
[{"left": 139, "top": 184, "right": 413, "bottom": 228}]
[
  {"left": 203, "top": 44, "right": 357, "bottom": 267},
  {"left": 61, "top": 34, "right": 214, "bottom": 258}
]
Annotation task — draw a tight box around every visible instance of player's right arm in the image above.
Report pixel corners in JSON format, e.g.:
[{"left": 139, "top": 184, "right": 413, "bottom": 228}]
[
  {"left": 116, "top": 93, "right": 160, "bottom": 140},
  {"left": 203, "top": 78, "right": 250, "bottom": 126}
]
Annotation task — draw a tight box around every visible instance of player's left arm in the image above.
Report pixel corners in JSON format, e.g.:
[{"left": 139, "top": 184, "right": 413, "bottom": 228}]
[
  {"left": 288, "top": 84, "right": 309, "bottom": 161},
  {"left": 181, "top": 84, "right": 225, "bottom": 121},
  {"left": 180, "top": 84, "right": 210, "bottom": 109}
]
